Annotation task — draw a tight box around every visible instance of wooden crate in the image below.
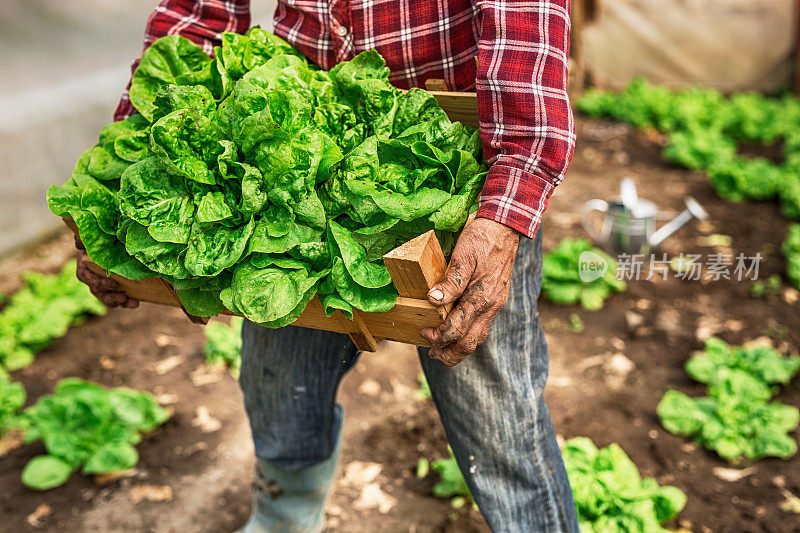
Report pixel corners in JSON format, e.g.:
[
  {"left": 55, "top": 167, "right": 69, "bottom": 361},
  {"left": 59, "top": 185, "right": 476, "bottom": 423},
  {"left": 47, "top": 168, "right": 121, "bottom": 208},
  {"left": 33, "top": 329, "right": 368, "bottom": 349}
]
[
  {"left": 63, "top": 90, "right": 476, "bottom": 351},
  {"left": 68, "top": 220, "right": 450, "bottom": 351}
]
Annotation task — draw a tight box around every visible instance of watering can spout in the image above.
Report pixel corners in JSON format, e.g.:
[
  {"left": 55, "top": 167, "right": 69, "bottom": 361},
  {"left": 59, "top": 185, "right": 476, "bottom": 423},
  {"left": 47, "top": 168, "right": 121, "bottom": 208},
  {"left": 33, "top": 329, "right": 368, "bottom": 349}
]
[{"left": 648, "top": 196, "right": 708, "bottom": 248}]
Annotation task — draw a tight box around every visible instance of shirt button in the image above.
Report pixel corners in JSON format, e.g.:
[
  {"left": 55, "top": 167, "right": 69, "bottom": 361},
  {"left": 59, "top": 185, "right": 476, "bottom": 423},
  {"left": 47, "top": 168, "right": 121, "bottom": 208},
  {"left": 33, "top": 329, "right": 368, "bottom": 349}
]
[{"left": 336, "top": 25, "right": 348, "bottom": 37}]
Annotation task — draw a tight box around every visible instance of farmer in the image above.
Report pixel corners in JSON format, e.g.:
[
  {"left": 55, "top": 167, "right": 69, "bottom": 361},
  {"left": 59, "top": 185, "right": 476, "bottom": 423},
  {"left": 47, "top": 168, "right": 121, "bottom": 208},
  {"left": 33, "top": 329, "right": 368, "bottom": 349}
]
[{"left": 75, "top": 0, "right": 578, "bottom": 531}]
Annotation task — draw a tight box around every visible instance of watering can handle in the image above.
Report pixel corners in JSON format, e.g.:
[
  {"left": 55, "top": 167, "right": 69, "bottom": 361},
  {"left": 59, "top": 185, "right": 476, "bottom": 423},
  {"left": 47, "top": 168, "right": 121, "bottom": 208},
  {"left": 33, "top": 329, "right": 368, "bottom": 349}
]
[{"left": 581, "top": 199, "right": 609, "bottom": 242}]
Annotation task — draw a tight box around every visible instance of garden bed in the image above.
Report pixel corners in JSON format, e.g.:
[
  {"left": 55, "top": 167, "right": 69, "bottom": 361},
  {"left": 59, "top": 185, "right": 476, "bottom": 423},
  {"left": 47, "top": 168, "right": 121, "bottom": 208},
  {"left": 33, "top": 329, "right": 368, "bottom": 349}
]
[{"left": 0, "top": 115, "right": 798, "bottom": 532}]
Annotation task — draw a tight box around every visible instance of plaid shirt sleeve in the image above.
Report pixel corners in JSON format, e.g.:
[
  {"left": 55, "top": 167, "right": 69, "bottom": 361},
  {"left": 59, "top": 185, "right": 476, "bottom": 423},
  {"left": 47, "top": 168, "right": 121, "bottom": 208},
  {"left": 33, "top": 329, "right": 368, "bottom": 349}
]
[
  {"left": 473, "top": 0, "right": 575, "bottom": 238},
  {"left": 114, "top": 0, "right": 251, "bottom": 121}
]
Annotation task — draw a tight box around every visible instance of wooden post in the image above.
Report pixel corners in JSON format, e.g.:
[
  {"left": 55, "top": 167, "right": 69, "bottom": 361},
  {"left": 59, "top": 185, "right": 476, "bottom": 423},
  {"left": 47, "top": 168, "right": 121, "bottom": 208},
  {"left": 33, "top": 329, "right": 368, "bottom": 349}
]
[
  {"left": 424, "top": 78, "right": 450, "bottom": 92},
  {"left": 383, "top": 230, "right": 452, "bottom": 316},
  {"left": 569, "top": 0, "right": 587, "bottom": 95},
  {"left": 796, "top": 0, "right": 800, "bottom": 95},
  {"left": 346, "top": 230, "right": 451, "bottom": 351}
]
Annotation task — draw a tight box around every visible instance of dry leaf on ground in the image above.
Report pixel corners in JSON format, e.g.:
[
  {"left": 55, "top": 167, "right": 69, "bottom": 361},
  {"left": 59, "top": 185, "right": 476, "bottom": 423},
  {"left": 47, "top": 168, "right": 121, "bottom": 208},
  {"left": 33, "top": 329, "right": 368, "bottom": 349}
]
[
  {"left": 357, "top": 379, "right": 381, "bottom": 397},
  {"left": 129, "top": 484, "right": 173, "bottom": 504},
  {"left": 353, "top": 483, "right": 397, "bottom": 514},
  {"left": 155, "top": 334, "right": 178, "bottom": 347},
  {"left": 0, "top": 429, "right": 24, "bottom": 457},
  {"left": 190, "top": 364, "right": 225, "bottom": 386},
  {"left": 153, "top": 355, "right": 183, "bottom": 375},
  {"left": 94, "top": 469, "right": 138, "bottom": 485},
  {"left": 155, "top": 392, "right": 179, "bottom": 405},
  {"left": 342, "top": 461, "right": 382, "bottom": 488},
  {"left": 26, "top": 504, "right": 51, "bottom": 528},
  {"left": 192, "top": 406, "right": 221, "bottom": 433},
  {"left": 780, "top": 490, "right": 800, "bottom": 514},
  {"left": 712, "top": 467, "right": 756, "bottom": 482}
]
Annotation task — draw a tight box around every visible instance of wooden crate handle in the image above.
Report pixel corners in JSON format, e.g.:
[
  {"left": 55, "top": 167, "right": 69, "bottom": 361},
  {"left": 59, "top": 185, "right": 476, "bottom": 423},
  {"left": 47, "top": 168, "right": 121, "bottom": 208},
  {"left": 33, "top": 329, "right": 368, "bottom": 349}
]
[
  {"left": 424, "top": 78, "right": 450, "bottom": 92},
  {"left": 348, "top": 230, "right": 450, "bottom": 351},
  {"left": 383, "top": 230, "right": 448, "bottom": 301}
]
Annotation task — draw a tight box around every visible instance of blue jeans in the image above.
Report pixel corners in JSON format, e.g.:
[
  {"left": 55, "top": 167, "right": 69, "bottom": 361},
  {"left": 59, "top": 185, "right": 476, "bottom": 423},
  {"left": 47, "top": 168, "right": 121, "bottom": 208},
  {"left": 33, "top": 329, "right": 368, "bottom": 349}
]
[{"left": 239, "top": 231, "right": 579, "bottom": 532}]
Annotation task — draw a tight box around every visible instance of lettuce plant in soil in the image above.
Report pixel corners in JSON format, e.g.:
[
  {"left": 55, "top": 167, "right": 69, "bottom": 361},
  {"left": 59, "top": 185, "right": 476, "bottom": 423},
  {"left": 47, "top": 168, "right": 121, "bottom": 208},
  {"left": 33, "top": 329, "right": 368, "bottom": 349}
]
[
  {"left": 686, "top": 336, "right": 800, "bottom": 389},
  {"left": 562, "top": 437, "right": 687, "bottom": 533},
  {"left": 203, "top": 317, "right": 243, "bottom": 376},
  {"left": 430, "top": 447, "right": 473, "bottom": 507},
  {"left": 0, "top": 367, "right": 25, "bottom": 436},
  {"left": 541, "top": 238, "right": 626, "bottom": 311},
  {"left": 425, "top": 438, "right": 687, "bottom": 530},
  {"left": 48, "top": 29, "right": 487, "bottom": 327},
  {"left": 657, "top": 370, "right": 799, "bottom": 462},
  {"left": 784, "top": 224, "right": 800, "bottom": 289},
  {"left": 16, "top": 378, "right": 170, "bottom": 490},
  {"left": 0, "top": 261, "right": 106, "bottom": 371}
]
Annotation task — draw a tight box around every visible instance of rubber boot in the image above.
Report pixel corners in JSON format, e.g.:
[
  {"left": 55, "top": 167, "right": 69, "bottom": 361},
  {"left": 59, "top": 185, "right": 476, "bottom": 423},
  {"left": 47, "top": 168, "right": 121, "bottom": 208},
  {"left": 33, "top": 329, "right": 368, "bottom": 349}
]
[{"left": 239, "top": 430, "right": 341, "bottom": 533}]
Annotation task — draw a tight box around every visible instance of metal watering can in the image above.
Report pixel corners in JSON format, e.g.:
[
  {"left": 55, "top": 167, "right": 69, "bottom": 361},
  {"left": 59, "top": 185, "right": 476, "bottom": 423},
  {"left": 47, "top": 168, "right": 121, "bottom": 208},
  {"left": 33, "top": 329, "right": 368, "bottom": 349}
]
[{"left": 581, "top": 178, "right": 708, "bottom": 255}]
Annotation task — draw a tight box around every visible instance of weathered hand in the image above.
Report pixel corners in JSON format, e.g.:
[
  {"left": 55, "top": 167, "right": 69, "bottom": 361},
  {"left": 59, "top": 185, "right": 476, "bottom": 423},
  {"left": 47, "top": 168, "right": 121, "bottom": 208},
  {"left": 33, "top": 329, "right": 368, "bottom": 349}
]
[
  {"left": 421, "top": 218, "right": 520, "bottom": 366},
  {"left": 74, "top": 235, "right": 139, "bottom": 308}
]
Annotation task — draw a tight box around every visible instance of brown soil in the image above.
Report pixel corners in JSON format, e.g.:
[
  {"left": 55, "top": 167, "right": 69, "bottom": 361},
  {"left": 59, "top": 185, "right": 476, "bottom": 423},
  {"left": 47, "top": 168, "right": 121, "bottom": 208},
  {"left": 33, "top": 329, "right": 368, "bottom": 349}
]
[
  {"left": 0, "top": 116, "right": 798, "bottom": 532},
  {"left": 545, "top": 119, "right": 800, "bottom": 533}
]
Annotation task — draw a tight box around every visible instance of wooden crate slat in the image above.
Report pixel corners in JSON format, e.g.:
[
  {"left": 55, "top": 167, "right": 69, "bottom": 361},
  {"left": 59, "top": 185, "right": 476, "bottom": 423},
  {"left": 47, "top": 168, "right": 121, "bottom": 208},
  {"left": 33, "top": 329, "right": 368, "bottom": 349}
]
[
  {"left": 360, "top": 297, "right": 445, "bottom": 346},
  {"left": 430, "top": 90, "right": 478, "bottom": 129},
  {"left": 350, "top": 310, "right": 380, "bottom": 351},
  {"left": 280, "top": 298, "right": 356, "bottom": 334},
  {"left": 84, "top": 261, "right": 182, "bottom": 308}
]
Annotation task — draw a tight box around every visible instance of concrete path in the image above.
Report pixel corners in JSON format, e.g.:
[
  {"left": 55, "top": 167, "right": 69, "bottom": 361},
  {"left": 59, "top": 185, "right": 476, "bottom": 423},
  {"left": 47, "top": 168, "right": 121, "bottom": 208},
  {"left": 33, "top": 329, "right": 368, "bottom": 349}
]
[{"left": 0, "top": 0, "right": 275, "bottom": 256}]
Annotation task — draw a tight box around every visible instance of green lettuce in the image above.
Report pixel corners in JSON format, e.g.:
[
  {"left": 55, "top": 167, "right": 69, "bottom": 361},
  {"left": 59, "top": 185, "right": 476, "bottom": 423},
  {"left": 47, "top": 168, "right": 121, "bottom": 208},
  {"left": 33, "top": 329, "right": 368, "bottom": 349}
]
[
  {"left": 578, "top": 81, "right": 800, "bottom": 276},
  {"left": 430, "top": 447, "right": 473, "bottom": 503},
  {"left": 47, "top": 30, "right": 487, "bottom": 327},
  {"left": 563, "top": 437, "right": 687, "bottom": 532},
  {"left": 686, "top": 337, "right": 800, "bottom": 388},
  {"left": 657, "top": 371, "right": 799, "bottom": 462},
  {"left": 17, "top": 378, "right": 170, "bottom": 490},
  {"left": 0, "top": 368, "right": 25, "bottom": 436},
  {"left": 541, "top": 238, "right": 626, "bottom": 311},
  {"left": 423, "top": 435, "right": 687, "bottom": 531},
  {"left": 784, "top": 224, "right": 800, "bottom": 289},
  {"left": 203, "top": 317, "right": 243, "bottom": 377},
  {"left": 0, "top": 261, "right": 106, "bottom": 371}
]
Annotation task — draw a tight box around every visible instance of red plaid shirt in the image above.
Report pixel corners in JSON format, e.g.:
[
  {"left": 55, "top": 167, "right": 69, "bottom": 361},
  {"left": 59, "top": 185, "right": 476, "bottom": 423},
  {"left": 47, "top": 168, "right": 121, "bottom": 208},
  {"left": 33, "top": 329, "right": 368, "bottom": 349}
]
[{"left": 115, "top": 0, "right": 574, "bottom": 238}]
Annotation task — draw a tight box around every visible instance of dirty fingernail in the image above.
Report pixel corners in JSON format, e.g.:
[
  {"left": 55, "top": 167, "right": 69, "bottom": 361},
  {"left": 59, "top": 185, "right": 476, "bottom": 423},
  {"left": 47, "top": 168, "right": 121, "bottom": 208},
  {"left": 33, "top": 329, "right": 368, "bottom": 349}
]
[{"left": 429, "top": 288, "right": 443, "bottom": 302}]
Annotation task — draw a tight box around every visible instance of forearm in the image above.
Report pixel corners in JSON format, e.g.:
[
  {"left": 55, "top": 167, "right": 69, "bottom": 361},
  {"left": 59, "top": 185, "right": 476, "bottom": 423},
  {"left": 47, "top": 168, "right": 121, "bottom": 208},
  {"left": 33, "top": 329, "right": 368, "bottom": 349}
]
[
  {"left": 115, "top": 0, "right": 251, "bottom": 121},
  {"left": 473, "top": 0, "right": 575, "bottom": 238}
]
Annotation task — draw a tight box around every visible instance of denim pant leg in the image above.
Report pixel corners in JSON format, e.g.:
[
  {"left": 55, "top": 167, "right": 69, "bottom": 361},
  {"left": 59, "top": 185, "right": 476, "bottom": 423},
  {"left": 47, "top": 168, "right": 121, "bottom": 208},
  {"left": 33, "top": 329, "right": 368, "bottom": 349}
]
[
  {"left": 239, "top": 322, "right": 359, "bottom": 472},
  {"left": 419, "top": 230, "right": 579, "bottom": 533}
]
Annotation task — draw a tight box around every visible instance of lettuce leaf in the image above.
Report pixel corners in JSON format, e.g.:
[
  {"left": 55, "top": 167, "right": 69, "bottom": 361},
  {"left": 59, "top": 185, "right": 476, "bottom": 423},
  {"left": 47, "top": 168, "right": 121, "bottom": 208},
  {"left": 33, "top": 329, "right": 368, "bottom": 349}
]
[{"left": 686, "top": 337, "right": 800, "bottom": 387}]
